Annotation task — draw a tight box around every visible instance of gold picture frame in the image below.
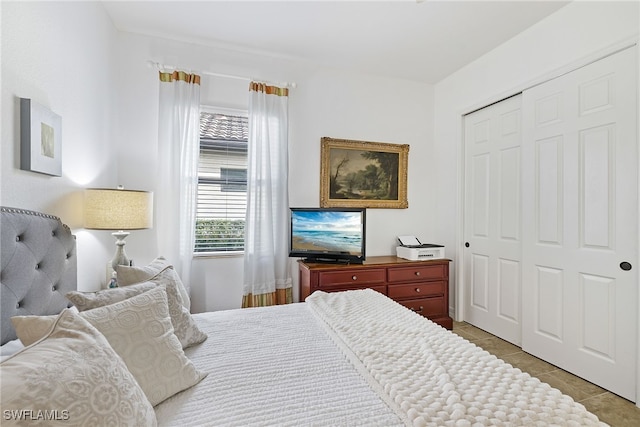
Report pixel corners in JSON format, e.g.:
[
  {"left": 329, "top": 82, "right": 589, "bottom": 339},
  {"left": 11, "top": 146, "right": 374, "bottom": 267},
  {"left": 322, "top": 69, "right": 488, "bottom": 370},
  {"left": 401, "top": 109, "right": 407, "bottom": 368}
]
[{"left": 320, "top": 137, "right": 409, "bottom": 209}]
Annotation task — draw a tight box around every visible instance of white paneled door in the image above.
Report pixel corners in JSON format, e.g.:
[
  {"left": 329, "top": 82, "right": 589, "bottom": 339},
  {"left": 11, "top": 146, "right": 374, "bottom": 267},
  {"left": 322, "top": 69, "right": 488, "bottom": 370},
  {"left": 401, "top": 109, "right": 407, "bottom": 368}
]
[
  {"left": 521, "top": 47, "right": 638, "bottom": 401},
  {"left": 463, "top": 94, "right": 523, "bottom": 346}
]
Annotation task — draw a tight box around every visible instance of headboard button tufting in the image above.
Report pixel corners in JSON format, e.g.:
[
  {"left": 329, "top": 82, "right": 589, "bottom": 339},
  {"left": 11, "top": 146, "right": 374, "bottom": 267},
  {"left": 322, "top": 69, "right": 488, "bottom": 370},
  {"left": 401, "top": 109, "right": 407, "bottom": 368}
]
[{"left": 2, "top": 206, "right": 78, "bottom": 345}]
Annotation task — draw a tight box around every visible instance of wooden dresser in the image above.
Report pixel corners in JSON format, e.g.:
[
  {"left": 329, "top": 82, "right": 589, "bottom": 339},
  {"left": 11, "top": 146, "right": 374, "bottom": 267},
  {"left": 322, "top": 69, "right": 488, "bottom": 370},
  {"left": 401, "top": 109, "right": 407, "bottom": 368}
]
[{"left": 298, "top": 256, "right": 452, "bottom": 329}]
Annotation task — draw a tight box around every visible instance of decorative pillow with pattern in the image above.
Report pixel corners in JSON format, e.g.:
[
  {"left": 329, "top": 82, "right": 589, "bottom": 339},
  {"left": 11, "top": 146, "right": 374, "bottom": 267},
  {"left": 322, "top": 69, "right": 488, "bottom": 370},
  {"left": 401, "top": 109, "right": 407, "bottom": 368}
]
[
  {"left": 66, "top": 278, "right": 207, "bottom": 349},
  {"left": 21, "top": 286, "right": 207, "bottom": 406},
  {"left": 1, "top": 309, "right": 157, "bottom": 426},
  {"left": 144, "top": 272, "right": 208, "bottom": 349},
  {"left": 66, "top": 281, "right": 157, "bottom": 311},
  {"left": 12, "top": 315, "right": 58, "bottom": 347},
  {"left": 10, "top": 307, "right": 79, "bottom": 347},
  {"left": 116, "top": 256, "right": 191, "bottom": 310}
]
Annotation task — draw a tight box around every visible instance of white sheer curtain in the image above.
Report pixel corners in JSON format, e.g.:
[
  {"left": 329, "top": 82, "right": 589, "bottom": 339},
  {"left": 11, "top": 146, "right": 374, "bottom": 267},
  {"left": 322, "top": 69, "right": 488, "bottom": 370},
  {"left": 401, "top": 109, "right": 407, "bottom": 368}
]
[
  {"left": 156, "top": 71, "right": 201, "bottom": 288},
  {"left": 242, "top": 82, "right": 292, "bottom": 308}
]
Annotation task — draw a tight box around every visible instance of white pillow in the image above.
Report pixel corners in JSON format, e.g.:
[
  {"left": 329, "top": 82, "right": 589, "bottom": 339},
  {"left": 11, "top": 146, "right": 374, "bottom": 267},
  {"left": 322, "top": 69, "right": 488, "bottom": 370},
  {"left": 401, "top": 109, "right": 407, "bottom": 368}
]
[
  {"left": 1, "top": 309, "right": 157, "bottom": 426},
  {"left": 115, "top": 256, "right": 169, "bottom": 284},
  {"left": 66, "top": 282, "right": 156, "bottom": 311},
  {"left": 11, "top": 316, "right": 57, "bottom": 347},
  {"left": 22, "top": 286, "right": 207, "bottom": 406},
  {"left": 66, "top": 278, "right": 207, "bottom": 349},
  {"left": 144, "top": 271, "right": 208, "bottom": 349},
  {"left": 116, "top": 256, "right": 191, "bottom": 310},
  {"left": 10, "top": 306, "right": 80, "bottom": 347}
]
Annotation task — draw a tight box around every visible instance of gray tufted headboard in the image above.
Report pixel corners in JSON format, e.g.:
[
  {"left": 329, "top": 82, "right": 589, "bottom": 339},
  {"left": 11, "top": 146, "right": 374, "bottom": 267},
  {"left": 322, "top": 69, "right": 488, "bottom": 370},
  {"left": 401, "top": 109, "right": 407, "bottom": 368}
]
[{"left": 1, "top": 207, "right": 77, "bottom": 345}]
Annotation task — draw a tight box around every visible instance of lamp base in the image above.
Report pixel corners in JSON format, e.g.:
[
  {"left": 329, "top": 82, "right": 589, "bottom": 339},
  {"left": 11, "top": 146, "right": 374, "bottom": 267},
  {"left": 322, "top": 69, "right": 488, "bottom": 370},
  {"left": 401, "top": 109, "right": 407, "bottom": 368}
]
[
  {"left": 110, "top": 231, "right": 130, "bottom": 268},
  {"left": 105, "top": 231, "right": 131, "bottom": 287}
]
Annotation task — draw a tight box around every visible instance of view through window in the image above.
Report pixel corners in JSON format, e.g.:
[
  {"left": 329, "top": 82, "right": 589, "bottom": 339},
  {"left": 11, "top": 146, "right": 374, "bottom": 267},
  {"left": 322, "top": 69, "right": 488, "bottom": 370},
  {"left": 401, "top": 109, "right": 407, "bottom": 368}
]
[{"left": 195, "top": 109, "right": 248, "bottom": 253}]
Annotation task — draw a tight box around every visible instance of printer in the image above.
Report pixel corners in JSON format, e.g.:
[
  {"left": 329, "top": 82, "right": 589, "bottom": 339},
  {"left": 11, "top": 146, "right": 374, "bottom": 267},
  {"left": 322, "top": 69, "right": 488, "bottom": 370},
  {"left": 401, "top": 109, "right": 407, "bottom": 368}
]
[{"left": 396, "top": 236, "right": 445, "bottom": 261}]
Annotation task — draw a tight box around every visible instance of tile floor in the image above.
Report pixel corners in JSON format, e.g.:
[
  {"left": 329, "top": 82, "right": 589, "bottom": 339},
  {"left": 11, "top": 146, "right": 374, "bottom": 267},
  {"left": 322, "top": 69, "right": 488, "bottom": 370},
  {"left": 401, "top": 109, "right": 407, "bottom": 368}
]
[{"left": 452, "top": 321, "right": 640, "bottom": 427}]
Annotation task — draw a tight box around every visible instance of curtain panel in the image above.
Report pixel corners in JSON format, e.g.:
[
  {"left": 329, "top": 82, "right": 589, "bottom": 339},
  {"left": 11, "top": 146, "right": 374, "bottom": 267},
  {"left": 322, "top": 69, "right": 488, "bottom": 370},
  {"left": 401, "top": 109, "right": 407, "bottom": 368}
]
[
  {"left": 156, "top": 71, "right": 201, "bottom": 290},
  {"left": 242, "top": 82, "right": 293, "bottom": 308}
]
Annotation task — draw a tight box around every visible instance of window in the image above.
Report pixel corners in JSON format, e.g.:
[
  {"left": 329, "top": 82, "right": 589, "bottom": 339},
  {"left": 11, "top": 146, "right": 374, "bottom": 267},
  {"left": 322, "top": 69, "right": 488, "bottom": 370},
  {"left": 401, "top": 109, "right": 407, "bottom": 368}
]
[{"left": 195, "top": 109, "right": 248, "bottom": 253}]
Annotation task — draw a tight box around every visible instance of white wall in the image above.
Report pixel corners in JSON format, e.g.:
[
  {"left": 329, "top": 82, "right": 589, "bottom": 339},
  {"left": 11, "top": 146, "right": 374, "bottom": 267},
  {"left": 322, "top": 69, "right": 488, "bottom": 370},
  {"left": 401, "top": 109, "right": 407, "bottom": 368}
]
[
  {"left": 13, "top": 2, "right": 628, "bottom": 315},
  {"left": 1, "top": 1, "right": 120, "bottom": 291},
  {"left": 433, "top": 1, "right": 640, "bottom": 317},
  {"left": 113, "top": 32, "right": 436, "bottom": 312}
]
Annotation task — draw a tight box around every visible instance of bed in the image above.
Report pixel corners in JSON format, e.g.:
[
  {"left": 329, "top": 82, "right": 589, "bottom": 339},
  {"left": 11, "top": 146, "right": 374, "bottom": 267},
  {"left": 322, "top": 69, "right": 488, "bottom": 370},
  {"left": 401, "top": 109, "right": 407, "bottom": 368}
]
[{"left": 0, "top": 207, "right": 608, "bottom": 426}]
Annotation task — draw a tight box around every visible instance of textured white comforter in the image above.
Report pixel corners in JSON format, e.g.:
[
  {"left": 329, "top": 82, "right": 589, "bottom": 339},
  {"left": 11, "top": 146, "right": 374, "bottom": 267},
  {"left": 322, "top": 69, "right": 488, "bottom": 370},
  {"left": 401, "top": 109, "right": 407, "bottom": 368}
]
[
  {"left": 153, "top": 300, "right": 402, "bottom": 426},
  {"left": 306, "top": 289, "right": 606, "bottom": 427},
  {"left": 155, "top": 289, "right": 606, "bottom": 426}
]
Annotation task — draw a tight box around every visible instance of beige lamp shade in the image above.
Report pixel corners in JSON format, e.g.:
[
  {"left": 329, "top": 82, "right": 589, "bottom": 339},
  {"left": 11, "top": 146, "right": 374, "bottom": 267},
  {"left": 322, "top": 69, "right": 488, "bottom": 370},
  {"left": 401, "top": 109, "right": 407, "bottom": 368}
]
[{"left": 85, "top": 188, "right": 153, "bottom": 230}]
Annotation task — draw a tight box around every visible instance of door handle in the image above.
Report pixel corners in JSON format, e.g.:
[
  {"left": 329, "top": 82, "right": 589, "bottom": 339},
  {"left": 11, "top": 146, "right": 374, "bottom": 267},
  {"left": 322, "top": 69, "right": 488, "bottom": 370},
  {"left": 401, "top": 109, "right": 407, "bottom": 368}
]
[
  {"left": 620, "top": 262, "right": 632, "bottom": 271},
  {"left": 465, "top": 242, "right": 470, "bottom": 248}
]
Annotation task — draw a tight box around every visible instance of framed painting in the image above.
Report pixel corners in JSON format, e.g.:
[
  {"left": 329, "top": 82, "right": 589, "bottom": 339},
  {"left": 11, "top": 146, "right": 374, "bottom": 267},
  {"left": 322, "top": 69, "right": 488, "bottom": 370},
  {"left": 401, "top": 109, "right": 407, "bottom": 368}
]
[
  {"left": 20, "top": 98, "right": 62, "bottom": 176},
  {"left": 320, "top": 137, "right": 409, "bottom": 209}
]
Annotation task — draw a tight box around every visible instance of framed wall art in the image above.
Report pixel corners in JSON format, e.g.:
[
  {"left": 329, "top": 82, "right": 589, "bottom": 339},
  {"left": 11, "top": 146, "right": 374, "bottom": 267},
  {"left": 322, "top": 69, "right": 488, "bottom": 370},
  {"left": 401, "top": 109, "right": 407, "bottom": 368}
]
[
  {"left": 320, "top": 137, "right": 409, "bottom": 209},
  {"left": 20, "top": 98, "right": 62, "bottom": 176}
]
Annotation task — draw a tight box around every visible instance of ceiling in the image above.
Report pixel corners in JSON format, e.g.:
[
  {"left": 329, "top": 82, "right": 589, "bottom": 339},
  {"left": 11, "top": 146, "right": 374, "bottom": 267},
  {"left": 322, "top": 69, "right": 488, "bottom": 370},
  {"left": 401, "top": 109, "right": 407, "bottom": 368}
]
[{"left": 102, "top": 0, "right": 571, "bottom": 84}]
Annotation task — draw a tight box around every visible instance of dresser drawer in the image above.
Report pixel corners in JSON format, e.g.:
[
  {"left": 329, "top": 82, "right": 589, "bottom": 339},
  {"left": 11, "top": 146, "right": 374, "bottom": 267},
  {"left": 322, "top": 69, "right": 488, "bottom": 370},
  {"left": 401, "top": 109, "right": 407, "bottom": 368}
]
[
  {"left": 316, "top": 269, "right": 385, "bottom": 289},
  {"left": 312, "top": 284, "right": 387, "bottom": 295},
  {"left": 399, "top": 297, "right": 446, "bottom": 318},
  {"left": 387, "top": 264, "right": 446, "bottom": 283},
  {"left": 387, "top": 281, "right": 446, "bottom": 300},
  {"left": 299, "top": 257, "right": 452, "bottom": 330}
]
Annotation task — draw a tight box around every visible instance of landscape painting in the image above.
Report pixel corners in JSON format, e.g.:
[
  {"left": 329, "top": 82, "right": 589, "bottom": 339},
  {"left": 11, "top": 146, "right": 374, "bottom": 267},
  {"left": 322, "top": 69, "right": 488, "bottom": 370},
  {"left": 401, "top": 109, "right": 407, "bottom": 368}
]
[{"left": 320, "top": 137, "right": 408, "bottom": 208}]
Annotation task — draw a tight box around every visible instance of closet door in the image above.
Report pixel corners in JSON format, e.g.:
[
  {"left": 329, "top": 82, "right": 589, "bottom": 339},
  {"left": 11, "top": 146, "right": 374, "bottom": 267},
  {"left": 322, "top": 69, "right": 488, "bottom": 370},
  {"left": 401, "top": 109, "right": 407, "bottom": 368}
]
[
  {"left": 463, "top": 94, "right": 522, "bottom": 346},
  {"left": 521, "top": 47, "right": 638, "bottom": 401}
]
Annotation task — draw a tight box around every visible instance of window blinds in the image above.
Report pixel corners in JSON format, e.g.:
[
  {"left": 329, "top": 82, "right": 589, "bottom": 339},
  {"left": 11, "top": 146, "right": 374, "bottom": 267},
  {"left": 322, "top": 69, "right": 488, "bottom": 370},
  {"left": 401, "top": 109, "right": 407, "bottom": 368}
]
[{"left": 195, "top": 112, "right": 248, "bottom": 253}]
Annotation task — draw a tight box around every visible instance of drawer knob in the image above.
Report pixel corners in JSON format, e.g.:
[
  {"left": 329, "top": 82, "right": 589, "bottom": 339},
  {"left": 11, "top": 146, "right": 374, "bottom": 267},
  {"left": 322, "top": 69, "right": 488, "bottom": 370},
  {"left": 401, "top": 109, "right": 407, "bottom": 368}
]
[
  {"left": 415, "top": 288, "right": 421, "bottom": 293},
  {"left": 411, "top": 306, "right": 424, "bottom": 313},
  {"left": 352, "top": 275, "right": 357, "bottom": 281},
  {"left": 415, "top": 271, "right": 421, "bottom": 276}
]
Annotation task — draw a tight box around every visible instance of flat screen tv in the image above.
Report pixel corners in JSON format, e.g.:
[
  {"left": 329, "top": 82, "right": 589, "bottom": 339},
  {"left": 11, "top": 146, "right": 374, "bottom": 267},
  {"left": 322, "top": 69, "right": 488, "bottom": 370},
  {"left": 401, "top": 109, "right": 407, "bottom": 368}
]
[{"left": 289, "top": 207, "right": 366, "bottom": 264}]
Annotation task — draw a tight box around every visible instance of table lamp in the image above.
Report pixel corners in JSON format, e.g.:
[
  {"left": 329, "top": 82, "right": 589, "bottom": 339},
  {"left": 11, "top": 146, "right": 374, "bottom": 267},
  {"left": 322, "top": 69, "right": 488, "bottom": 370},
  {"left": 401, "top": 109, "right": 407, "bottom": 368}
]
[{"left": 84, "top": 187, "right": 153, "bottom": 280}]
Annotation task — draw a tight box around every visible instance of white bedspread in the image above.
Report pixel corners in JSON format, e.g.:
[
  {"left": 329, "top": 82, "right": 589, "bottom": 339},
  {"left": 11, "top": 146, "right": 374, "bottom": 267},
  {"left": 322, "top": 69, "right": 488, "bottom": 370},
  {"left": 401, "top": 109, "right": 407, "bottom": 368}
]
[
  {"left": 155, "top": 289, "right": 606, "bottom": 426},
  {"left": 306, "top": 289, "right": 607, "bottom": 427},
  {"left": 153, "top": 301, "right": 402, "bottom": 426}
]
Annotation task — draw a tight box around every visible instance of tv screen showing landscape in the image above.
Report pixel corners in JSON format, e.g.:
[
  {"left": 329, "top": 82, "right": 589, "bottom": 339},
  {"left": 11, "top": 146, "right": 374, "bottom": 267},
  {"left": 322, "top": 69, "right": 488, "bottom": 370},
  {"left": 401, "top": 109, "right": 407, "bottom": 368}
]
[{"left": 290, "top": 208, "right": 365, "bottom": 259}]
